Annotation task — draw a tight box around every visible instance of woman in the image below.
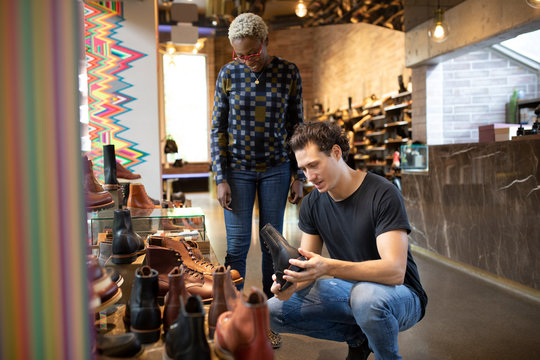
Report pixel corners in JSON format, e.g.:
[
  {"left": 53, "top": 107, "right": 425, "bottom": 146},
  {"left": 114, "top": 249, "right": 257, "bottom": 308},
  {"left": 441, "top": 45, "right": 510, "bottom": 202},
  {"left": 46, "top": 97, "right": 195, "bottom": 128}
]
[{"left": 210, "top": 12, "right": 305, "bottom": 300}]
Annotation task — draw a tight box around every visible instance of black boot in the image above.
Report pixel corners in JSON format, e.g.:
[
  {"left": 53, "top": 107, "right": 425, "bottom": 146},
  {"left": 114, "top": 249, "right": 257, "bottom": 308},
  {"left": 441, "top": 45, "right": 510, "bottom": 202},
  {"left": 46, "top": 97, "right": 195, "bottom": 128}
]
[
  {"left": 259, "top": 223, "right": 306, "bottom": 291},
  {"left": 126, "top": 266, "right": 161, "bottom": 344},
  {"left": 123, "top": 209, "right": 145, "bottom": 255},
  {"left": 164, "top": 295, "right": 210, "bottom": 360},
  {"left": 346, "top": 339, "right": 372, "bottom": 360},
  {"left": 111, "top": 209, "right": 140, "bottom": 264},
  {"left": 103, "top": 144, "right": 119, "bottom": 187},
  {"left": 96, "top": 333, "right": 142, "bottom": 358}
]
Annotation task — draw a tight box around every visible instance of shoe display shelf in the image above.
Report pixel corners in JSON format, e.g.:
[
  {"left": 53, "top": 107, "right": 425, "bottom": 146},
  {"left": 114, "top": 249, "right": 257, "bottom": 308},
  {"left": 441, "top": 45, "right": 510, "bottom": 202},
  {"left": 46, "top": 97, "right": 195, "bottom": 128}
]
[
  {"left": 89, "top": 207, "right": 206, "bottom": 247},
  {"left": 352, "top": 91, "right": 412, "bottom": 179}
]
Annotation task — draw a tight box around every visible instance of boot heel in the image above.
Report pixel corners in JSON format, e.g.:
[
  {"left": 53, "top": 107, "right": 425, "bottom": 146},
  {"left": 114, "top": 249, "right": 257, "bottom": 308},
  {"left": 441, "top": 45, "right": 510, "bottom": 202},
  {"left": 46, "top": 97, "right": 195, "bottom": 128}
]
[{"left": 132, "top": 328, "right": 161, "bottom": 344}]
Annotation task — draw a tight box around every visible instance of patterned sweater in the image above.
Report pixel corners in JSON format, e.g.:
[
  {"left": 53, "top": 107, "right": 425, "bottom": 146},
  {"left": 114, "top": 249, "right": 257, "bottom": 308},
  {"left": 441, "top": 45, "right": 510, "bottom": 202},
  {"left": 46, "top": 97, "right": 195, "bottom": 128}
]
[{"left": 210, "top": 56, "right": 304, "bottom": 185}]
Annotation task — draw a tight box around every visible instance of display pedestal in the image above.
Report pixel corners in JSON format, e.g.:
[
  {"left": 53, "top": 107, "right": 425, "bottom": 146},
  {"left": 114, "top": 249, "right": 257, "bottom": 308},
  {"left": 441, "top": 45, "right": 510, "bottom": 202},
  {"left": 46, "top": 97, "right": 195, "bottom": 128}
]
[{"left": 105, "top": 254, "right": 146, "bottom": 305}]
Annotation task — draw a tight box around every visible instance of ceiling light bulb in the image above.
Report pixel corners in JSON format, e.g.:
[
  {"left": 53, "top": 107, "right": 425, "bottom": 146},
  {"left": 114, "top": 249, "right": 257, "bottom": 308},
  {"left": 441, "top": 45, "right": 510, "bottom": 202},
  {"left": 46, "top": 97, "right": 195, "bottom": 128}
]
[
  {"left": 526, "top": 0, "right": 540, "bottom": 8},
  {"left": 295, "top": 0, "right": 308, "bottom": 17},
  {"left": 166, "top": 42, "right": 176, "bottom": 55},
  {"left": 428, "top": 8, "right": 449, "bottom": 43}
]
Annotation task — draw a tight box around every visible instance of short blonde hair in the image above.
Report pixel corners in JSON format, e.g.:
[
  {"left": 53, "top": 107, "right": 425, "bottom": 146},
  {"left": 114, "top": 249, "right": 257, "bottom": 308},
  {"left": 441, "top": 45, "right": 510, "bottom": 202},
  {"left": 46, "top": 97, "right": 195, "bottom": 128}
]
[{"left": 228, "top": 13, "right": 268, "bottom": 43}]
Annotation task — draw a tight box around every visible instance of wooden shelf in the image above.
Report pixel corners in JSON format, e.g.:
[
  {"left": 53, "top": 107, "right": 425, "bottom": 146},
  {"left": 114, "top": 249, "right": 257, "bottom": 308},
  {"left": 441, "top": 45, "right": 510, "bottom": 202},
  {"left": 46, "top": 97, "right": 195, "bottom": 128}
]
[
  {"left": 366, "top": 146, "right": 386, "bottom": 151},
  {"left": 366, "top": 162, "right": 386, "bottom": 167},
  {"left": 384, "top": 120, "right": 410, "bottom": 128},
  {"left": 385, "top": 138, "right": 408, "bottom": 144},
  {"left": 391, "top": 91, "right": 411, "bottom": 99},
  {"left": 366, "top": 130, "right": 386, "bottom": 136},
  {"left": 384, "top": 103, "right": 409, "bottom": 112}
]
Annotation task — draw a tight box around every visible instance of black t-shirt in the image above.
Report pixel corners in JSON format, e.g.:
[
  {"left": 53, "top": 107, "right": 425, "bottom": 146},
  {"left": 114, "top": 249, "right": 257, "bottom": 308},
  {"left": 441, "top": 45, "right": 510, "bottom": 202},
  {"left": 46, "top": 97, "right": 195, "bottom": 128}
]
[{"left": 299, "top": 172, "right": 427, "bottom": 317}]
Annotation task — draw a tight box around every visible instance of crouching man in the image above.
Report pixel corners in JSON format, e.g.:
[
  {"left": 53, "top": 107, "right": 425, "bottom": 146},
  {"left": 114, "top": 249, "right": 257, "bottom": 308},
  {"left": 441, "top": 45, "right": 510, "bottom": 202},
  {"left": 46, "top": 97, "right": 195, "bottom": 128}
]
[{"left": 268, "top": 121, "right": 427, "bottom": 360}]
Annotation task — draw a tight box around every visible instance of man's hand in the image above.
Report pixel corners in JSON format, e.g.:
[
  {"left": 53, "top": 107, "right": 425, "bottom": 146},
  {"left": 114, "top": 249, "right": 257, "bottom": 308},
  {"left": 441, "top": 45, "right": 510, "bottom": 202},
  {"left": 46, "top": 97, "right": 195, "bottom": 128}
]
[
  {"left": 283, "top": 248, "right": 328, "bottom": 283},
  {"left": 288, "top": 179, "right": 304, "bottom": 204},
  {"left": 217, "top": 182, "right": 232, "bottom": 210},
  {"left": 270, "top": 274, "right": 298, "bottom": 301}
]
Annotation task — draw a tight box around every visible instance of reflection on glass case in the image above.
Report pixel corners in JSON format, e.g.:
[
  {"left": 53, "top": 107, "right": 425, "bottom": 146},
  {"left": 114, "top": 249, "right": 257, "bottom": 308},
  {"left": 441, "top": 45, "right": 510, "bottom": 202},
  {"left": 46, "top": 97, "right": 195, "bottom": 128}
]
[
  {"left": 400, "top": 145, "right": 429, "bottom": 173},
  {"left": 89, "top": 207, "right": 205, "bottom": 245}
]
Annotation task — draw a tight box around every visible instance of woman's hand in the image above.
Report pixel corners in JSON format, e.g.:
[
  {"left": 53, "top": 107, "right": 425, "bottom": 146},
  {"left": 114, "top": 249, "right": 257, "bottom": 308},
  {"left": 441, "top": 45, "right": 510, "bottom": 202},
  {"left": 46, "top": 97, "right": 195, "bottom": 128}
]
[
  {"left": 217, "top": 182, "right": 232, "bottom": 210},
  {"left": 288, "top": 179, "right": 304, "bottom": 204}
]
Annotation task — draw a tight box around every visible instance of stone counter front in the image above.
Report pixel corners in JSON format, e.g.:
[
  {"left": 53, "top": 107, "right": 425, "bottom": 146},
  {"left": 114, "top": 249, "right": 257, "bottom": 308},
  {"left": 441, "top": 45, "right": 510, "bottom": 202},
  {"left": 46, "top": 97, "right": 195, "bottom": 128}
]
[{"left": 402, "top": 139, "right": 540, "bottom": 291}]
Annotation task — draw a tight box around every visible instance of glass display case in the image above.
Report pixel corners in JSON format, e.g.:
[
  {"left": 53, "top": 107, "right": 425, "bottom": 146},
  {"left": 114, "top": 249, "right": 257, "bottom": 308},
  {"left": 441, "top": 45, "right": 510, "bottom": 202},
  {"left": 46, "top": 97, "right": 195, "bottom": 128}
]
[
  {"left": 89, "top": 207, "right": 205, "bottom": 245},
  {"left": 400, "top": 144, "right": 429, "bottom": 173}
]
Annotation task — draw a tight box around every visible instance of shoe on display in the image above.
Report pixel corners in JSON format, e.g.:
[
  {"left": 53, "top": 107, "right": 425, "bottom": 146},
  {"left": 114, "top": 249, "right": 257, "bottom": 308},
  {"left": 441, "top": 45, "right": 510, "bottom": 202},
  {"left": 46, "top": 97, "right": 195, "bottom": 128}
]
[
  {"left": 116, "top": 160, "right": 141, "bottom": 181},
  {"left": 215, "top": 288, "right": 274, "bottom": 360},
  {"left": 145, "top": 245, "right": 213, "bottom": 302},
  {"left": 83, "top": 155, "right": 114, "bottom": 211},
  {"left": 124, "top": 266, "right": 161, "bottom": 344},
  {"left": 208, "top": 266, "right": 239, "bottom": 340},
  {"left": 163, "top": 266, "right": 189, "bottom": 335},
  {"left": 87, "top": 256, "right": 122, "bottom": 313},
  {"left": 96, "top": 333, "right": 142, "bottom": 358},
  {"left": 111, "top": 209, "right": 143, "bottom": 264},
  {"left": 126, "top": 183, "right": 157, "bottom": 209},
  {"left": 259, "top": 223, "right": 306, "bottom": 291},
  {"left": 148, "top": 235, "right": 243, "bottom": 284},
  {"left": 103, "top": 144, "right": 120, "bottom": 189},
  {"left": 164, "top": 295, "right": 211, "bottom": 360}
]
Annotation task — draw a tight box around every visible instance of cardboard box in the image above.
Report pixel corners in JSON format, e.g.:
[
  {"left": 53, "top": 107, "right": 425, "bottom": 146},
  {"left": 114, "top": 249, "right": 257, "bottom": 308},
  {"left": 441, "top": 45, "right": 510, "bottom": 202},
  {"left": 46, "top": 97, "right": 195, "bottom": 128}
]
[{"left": 479, "top": 124, "right": 521, "bottom": 143}]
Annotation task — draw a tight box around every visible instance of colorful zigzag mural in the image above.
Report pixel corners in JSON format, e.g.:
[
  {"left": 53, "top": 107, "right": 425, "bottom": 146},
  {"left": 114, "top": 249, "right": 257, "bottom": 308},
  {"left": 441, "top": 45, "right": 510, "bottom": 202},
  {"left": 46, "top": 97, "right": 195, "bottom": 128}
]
[{"left": 84, "top": 1, "right": 148, "bottom": 179}]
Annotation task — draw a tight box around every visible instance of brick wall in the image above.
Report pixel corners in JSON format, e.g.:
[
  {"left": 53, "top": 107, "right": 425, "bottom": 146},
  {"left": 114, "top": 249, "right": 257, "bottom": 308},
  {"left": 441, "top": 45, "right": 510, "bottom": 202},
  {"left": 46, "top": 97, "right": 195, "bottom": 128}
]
[
  {"left": 416, "top": 48, "right": 539, "bottom": 145},
  {"left": 209, "top": 23, "right": 410, "bottom": 121}
]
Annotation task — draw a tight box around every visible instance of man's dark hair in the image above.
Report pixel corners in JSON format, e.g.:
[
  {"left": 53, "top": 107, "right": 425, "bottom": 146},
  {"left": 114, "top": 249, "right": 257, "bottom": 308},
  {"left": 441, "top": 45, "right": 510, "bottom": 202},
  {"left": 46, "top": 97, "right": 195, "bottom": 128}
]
[{"left": 289, "top": 121, "right": 350, "bottom": 160}]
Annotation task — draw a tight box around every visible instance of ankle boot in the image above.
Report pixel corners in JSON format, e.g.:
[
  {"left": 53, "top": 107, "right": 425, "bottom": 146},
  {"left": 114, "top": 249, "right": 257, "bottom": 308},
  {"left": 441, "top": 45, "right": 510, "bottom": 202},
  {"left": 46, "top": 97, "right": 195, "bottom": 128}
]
[
  {"left": 96, "top": 333, "right": 142, "bottom": 358},
  {"left": 215, "top": 288, "right": 273, "bottom": 360},
  {"left": 259, "top": 223, "right": 306, "bottom": 291},
  {"left": 122, "top": 209, "right": 145, "bottom": 255},
  {"left": 125, "top": 266, "right": 161, "bottom": 344},
  {"left": 127, "top": 183, "right": 156, "bottom": 209},
  {"left": 83, "top": 155, "right": 114, "bottom": 211},
  {"left": 163, "top": 266, "right": 189, "bottom": 335},
  {"left": 164, "top": 295, "right": 211, "bottom": 360},
  {"left": 145, "top": 245, "right": 213, "bottom": 301},
  {"left": 111, "top": 209, "right": 140, "bottom": 264},
  {"left": 208, "top": 266, "right": 238, "bottom": 340},
  {"left": 148, "top": 236, "right": 243, "bottom": 284},
  {"left": 116, "top": 160, "right": 141, "bottom": 181}
]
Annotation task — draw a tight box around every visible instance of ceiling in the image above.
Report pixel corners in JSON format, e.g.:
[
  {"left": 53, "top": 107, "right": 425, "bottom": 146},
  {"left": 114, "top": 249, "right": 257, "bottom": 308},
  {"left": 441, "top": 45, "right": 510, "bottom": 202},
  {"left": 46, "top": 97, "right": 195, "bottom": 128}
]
[{"left": 159, "top": 0, "right": 408, "bottom": 38}]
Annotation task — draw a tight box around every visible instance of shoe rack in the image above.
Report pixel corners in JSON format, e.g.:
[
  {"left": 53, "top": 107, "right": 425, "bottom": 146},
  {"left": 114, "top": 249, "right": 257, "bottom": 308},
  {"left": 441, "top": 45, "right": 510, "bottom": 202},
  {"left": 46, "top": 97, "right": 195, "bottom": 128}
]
[{"left": 352, "top": 91, "right": 412, "bottom": 179}]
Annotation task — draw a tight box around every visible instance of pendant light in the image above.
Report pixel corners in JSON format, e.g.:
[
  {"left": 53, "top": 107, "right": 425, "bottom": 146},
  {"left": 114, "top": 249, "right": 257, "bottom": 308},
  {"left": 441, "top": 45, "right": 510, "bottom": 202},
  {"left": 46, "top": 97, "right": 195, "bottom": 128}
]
[
  {"left": 428, "top": 1, "right": 449, "bottom": 43},
  {"left": 526, "top": 0, "right": 540, "bottom": 8},
  {"left": 295, "top": 0, "right": 308, "bottom": 17}
]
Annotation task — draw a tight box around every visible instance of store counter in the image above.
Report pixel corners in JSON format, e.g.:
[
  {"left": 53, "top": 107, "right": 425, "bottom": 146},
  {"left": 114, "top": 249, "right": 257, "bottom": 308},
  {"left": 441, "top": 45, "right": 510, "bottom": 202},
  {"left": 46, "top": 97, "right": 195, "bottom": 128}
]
[{"left": 402, "top": 137, "right": 540, "bottom": 291}]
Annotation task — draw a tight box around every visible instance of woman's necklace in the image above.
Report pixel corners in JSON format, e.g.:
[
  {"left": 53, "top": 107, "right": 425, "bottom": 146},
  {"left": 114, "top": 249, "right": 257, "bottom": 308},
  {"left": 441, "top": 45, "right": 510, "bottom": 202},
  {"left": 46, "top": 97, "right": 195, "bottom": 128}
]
[{"left": 252, "top": 70, "right": 265, "bottom": 85}]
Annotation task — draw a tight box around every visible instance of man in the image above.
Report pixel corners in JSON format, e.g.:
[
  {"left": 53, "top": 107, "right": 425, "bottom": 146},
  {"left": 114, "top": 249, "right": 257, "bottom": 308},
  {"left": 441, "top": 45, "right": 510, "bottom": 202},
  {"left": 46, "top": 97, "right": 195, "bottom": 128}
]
[{"left": 268, "top": 121, "right": 427, "bottom": 360}]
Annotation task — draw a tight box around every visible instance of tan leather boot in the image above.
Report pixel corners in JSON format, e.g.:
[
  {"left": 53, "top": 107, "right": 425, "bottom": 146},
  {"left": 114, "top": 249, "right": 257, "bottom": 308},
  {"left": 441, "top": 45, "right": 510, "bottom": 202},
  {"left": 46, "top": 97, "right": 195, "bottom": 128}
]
[
  {"left": 116, "top": 161, "right": 141, "bottom": 180},
  {"left": 163, "top": 266, "right": 189, "bottom": 335},
  {"left": 126, "top": 183, "right": 156, "bottom": 209},
  {"left": 215, "top": 288, "right": 274, "bottom": 360},
  {"left": 83, "top": 155, "right": 114, "bottom": 211},
  {"left": 208, "top": 266, "right": 239, "bottom": 340}
]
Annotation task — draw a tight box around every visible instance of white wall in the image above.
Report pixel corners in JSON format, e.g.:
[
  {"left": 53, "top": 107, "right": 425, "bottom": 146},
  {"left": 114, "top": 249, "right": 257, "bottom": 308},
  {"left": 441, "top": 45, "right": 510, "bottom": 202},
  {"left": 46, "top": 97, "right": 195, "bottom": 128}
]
[{"left": 115, "top": 0, "right": 161, "bottom": 199}]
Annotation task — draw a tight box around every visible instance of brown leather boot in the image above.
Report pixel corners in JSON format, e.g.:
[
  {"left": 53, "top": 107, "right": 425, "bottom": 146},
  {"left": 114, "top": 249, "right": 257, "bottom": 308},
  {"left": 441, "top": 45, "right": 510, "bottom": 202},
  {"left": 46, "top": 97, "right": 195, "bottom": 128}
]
[
  {"left": 215, "top": 288, "right": 274, "bottom": 360},
  {"left": 116, "top": 161, "right": 141, "bottom": 181},
  {"left": 87, "top": 256, "right": 121, "bottom": 312},
  {"left": 83, "top": 155, "right": 114, "bottom": 211},
  {"left": 163, "top": 266, "right": 189, "bottom": 335},
  {"left": 145, "top": 245, "right": 213, "bottom": 302},
  {"left": 148, "top": 236, "right": 243, "bottom": 284},
  {"left": 127, "top": 183, "right": 156, "bottom": 209},
  {"left": 208, "top": 266, "right": 239, "bottom": 340}
]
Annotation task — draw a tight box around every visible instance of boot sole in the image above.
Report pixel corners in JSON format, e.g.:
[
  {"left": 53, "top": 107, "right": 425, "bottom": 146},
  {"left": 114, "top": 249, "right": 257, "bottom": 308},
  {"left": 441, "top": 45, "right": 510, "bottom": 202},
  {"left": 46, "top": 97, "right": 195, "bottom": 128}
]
[
  {"left": 87, "top": 200, "right": 115, "bottom": 212},
  {"left": 111, "top": 253, "right": 139, "bottom": 264},
  {"left": 131, "top": 327, "right": 161, "bottom": 344},
  {"left": 214, "top": 339, "right": 235, "bottom": 360}
]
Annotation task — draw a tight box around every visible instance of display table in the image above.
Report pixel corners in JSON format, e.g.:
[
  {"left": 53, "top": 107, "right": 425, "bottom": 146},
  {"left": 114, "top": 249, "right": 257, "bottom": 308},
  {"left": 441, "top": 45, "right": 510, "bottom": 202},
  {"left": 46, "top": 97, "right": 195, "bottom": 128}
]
[{"left": 162, "top": 162, "right": 210, "bottom": 201}]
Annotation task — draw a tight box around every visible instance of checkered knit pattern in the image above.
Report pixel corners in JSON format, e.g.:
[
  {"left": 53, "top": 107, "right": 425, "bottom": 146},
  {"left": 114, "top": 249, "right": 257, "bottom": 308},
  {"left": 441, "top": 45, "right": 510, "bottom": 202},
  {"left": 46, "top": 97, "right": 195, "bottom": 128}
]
[{"left": 211, "top": 57, "right": 304, "bottom": 185}]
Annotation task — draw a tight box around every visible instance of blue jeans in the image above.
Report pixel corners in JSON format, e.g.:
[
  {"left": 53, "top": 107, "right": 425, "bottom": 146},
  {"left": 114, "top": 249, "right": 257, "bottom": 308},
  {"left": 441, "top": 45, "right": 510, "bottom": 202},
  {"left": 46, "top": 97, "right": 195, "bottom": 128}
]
[
  {"left": 224, "top": 162, "right": 291, "bottom": 298},
  {"left": 268, "top": 278, "right": 423, "bottom": 360}
]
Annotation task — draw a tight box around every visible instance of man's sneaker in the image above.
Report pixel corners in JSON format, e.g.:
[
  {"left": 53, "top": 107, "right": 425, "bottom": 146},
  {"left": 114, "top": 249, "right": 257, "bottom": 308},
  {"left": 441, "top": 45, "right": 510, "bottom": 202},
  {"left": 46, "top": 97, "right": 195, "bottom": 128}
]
[{"left": 268, "top": 329, "right": 282, "bottom": 349}]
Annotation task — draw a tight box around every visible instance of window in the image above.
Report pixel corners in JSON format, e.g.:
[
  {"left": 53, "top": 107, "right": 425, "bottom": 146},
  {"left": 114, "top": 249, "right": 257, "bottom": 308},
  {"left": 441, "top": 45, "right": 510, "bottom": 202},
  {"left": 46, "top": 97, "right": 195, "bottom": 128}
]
[{"left": 163, "top": 54, "right": 208, "bottom": 162}]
